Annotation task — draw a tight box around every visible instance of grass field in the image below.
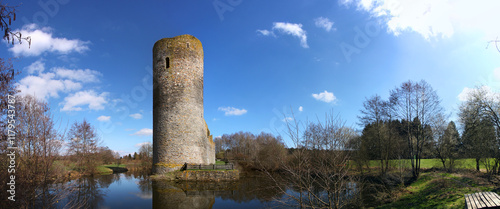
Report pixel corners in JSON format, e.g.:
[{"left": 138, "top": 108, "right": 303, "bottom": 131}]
[{"left": 358, "top": 158, "right": 494, "bottom": 171}]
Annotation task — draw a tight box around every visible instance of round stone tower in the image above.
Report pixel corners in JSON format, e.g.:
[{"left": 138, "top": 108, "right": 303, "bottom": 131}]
[{"left": 153, "top": 35, "right": 215, "bottom": 174}]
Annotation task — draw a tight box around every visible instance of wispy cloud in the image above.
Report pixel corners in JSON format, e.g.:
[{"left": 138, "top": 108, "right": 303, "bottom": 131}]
[
  {"left": 458, "top": 86, "right": 499, "bottom": 102},
  {"left": 218, "top": 106, "right": 247, "bottom": 116},
  {"left": 257, "top": 22, "right": 309, "bottom": 48},
  {"left": 299, "top": 106, "right": 304, "bottom": 112},
  {"left": 131, "top": 128, "right": 153, "bottom": 136},
  {"left": 97, "top": 115, "right": 111, "bottom": 121},
  {"left": 282, "top": 117, "right": 293, "bottom": 122},
  {"left": 314, "top": 17, "right": 335, "bottom": 32},
  {"left": 312, "top": 90, "right": 336, "bottom": 103},
  {"left": 129, "top": 113, "right": 143, "bottom": 119},
  {"left": 134, "top": 141, "right": 151, "bottom": 147},
  {"left": 25, "top": 59, "right": 45, "bottom": 74},
  {"left": 256, "top": 29, "right": 274, "bottom": 36},
  {"left": 54, "top": 68, "right": 102, "bottom": 83}
]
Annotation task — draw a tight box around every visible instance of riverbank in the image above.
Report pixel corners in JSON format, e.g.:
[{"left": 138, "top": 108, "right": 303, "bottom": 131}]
[
  {"left": 361, "top": 168, "right": 500, "bottom": 208},
  {"left": 64, "top": 163, "right": 131, "bottom": 179}
]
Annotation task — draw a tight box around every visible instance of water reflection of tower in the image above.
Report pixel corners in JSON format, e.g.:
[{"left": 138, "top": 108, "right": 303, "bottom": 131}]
[{"left": 152, "top": 181, "right": 215, "bottom": 209}]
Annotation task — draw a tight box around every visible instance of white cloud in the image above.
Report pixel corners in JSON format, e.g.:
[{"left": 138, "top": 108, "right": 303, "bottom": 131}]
[
  {"left": 342, "top": 0, "right": 500, "bottom": 40},
  {"left": 282, "top": 117, "right": 293, "bottom": 122},
  {"left": 61, "top": 90, "right": 108, "bottom": 111},
  {"left": 134, "top": 141, "right": 151, "bottom": 147},
  {"left": 218, "top": 107, "right": 247, "bottom": 116},
  {"left": 129, "top": 113, "right": 143, "bottom": 119},
  {"left": 314, "top": 17, "right": 335, "bottom": 32},
  {"left": 256, "top": 29, "right": 274, "bottom": 36},
  {"left": 17, "top": 72, "right": 82, "bottom": 100},
  {"left": 97, "top": 115, "right": 111, "bottom": 121},
  {"left": 257, "top": 22, "right": 309, "bottom": 48},
  {"left": 458, "top": 86, "right": 499, "bottom": 102},
  {"left": 54, "top": 68, "right": 101, "bottom": 83},
  {"left": 299, "top": 106, "right": 304, "bottom": 112},
  {"left": 25, "top": 59, "right": 45, "bottom": 74},
  {"left": 312, "top": 90, "right": 337, "bottom": 103},
  {"left": 17, "top": 60, "right": 106, "bottom": 101},
  {"left": 132, "top": 128, "right": 153, "bottom": 136},
  {"left": 272, "top": 22, "right": 309, "bottom": 48},
  {"left": 63, "top": 80, "right": 82, "bottom": 90},
  {"left": 9, "top": 24, "right": 90, "bottom": 56}
]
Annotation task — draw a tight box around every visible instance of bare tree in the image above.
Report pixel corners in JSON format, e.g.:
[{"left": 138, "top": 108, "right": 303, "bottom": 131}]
[
  {"left": 267, "top": 112, "right": 360, "bottom": 208},
  {"left": 66, "top": 119, "right": 100, "bottom": 175},
  {"left": 390, "top": 80, "right": 444, "bottom": 178},
  {"left": 1, "top": 3, "right": 31, "bottom": 47},
  {"left": 358, "top": 95, "right": 399, "bottom": 174},
  {"left": 0, "top": 95, "right": 69, "bottom": 208},
  {"left": 139, "top": 143, "right": 153, "bottom": 159},
  {"left": 138, "top": 143, "right": 153, "bottom": 171}
]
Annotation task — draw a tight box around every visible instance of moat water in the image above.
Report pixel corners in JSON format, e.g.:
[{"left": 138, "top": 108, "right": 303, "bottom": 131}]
[{"left": 54, "top": 171, "right": 284, "bottom": 209}]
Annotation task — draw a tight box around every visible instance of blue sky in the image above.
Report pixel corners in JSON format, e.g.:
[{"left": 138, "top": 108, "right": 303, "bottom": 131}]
[{"left": 3, "top": 0, "right": 500, "bottom": 156}]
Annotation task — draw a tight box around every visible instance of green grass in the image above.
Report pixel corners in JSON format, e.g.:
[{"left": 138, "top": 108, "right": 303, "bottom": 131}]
[
  {"left": 103, "top": 163, "right": 127, "bottom": 168},
  {"left": 96, "top": 165, "right": 113, "bottom": 174},
  {"left": 96, "top": 163, "right": 128, "bottom": 175},
  {"left": 358, "top": 158, "right": 493, "bottom": 171},
  {"left": 215, "top": 160, "right": 226, "bottom": 165},
  {"left": 377, "top": 171, "right": 494, "bottom": 209}
]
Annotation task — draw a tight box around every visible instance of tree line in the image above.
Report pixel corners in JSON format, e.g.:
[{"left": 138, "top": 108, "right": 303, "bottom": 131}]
[
  {"left": 352, "top": 80, "right": 500, "bottom": 178},
  {"left": 214, "top": 131, "right": 287, "bottom": 170}
]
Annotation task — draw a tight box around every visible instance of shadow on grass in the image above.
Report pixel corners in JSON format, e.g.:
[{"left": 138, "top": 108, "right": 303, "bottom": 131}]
[
  {"left": 377, "top": 172, "right": 480, "bottom": 209},
  {"left": 105, "top": 166, "right": 129, "bottom": 173}
]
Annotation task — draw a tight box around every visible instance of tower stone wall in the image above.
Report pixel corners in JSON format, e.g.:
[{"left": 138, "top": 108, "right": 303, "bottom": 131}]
[{"left": 153, "top": 35, "right": 215, "bottom": 174}]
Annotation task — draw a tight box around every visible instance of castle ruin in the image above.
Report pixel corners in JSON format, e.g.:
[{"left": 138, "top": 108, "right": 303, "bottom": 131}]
[{"left": 152, "top": 35, "right": 215, "bottom": 174}]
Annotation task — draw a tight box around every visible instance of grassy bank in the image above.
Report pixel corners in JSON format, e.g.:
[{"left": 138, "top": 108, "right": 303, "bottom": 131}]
[
  {"left": 375, "top": 169, "right": 498, "bottom": 208},
  {"left": 96, "top": 163, "right": 128, "bottom": 175}
]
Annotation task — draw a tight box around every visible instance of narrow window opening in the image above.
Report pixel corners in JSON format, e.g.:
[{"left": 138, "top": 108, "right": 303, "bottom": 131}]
[
  {"left": 165, "top": 57, "right": 170, "bottom": 69},
  {"left": 187, "top": 42, "right": 190, "bottom": 48}
]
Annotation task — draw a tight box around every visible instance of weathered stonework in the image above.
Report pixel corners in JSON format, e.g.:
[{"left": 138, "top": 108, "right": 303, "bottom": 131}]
[
  {"left": 151, "top": 170, "right": 240, "bottom": 181},
  {"left": 176, "top": 170, "right": 239, "bottom": 181},
  {"left": 153, "top": 35, "right": 215, "bottom": 174}
]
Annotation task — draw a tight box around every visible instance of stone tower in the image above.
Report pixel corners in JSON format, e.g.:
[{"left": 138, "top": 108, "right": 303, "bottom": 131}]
[{"left": 152, "top": 35, "right": 215, "bottom": 174}]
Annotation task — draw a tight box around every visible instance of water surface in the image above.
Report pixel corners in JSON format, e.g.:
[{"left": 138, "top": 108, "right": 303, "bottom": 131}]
[{"left": 56, "top": 171, "right": 280, "bottom": 209}]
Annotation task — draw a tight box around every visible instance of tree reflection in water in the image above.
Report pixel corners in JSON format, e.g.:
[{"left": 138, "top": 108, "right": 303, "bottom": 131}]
[
  {"left": 63, "top": 177, "right": 108, "bottom": 208},
  {"left": 46, "top": 171, "right": 357, "bottom": 208}
]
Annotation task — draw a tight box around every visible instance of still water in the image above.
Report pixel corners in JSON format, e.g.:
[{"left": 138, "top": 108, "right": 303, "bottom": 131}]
[{"left": 55, "top": 171, "right": 282, "bottom": 209}]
